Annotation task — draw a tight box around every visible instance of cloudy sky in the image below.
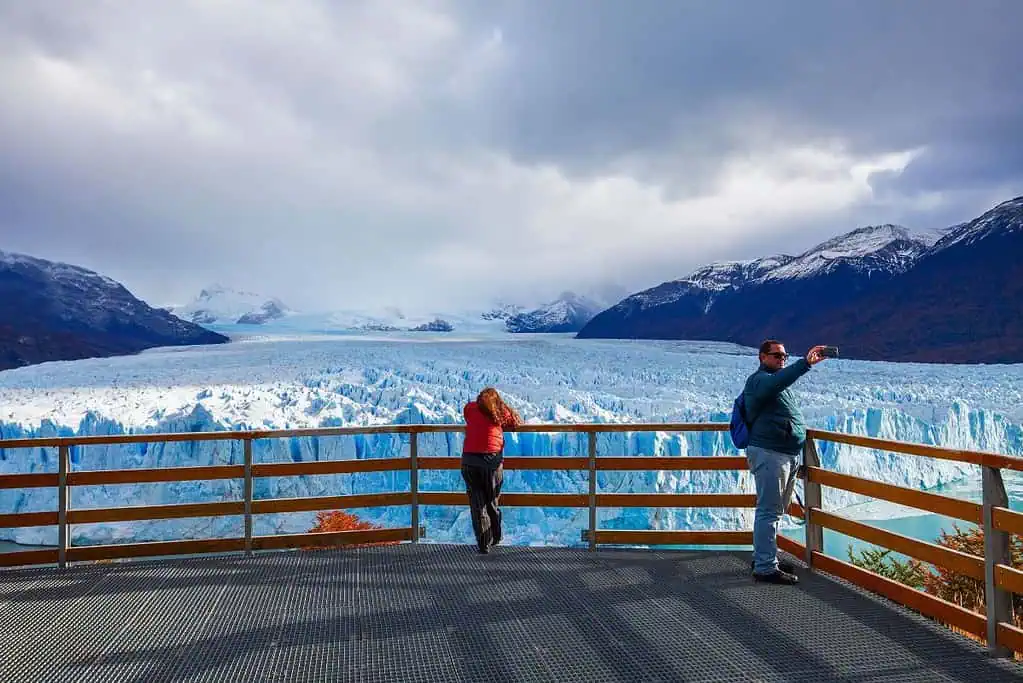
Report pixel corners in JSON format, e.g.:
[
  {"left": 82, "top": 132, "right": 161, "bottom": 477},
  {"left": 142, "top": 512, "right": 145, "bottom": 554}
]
[{"left": 1, "top": 1, "right": 1020, "bottom": 312}]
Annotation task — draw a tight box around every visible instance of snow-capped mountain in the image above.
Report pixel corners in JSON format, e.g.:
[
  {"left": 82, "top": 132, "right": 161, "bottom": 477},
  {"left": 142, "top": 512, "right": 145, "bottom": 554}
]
[
  {"left": 506, "top": 291, "right": 608, "bottom": 333},
  {"left": 172, "top": 285, "right": 291, "bottom": 326},
  {"left": 761, "top": 224, "right": 934, "bottom": 282},
  {"left": 930, "top": 196, "right": 1023, "bottom": 251},
  {"left": 621, "top": 257, "right": 794, "bottom": 317},
  {"left": 578, "top": 196, "right": 1023, "bottom": 363},
  {"left": 315, "top": 309, "right": 488, "bottom": 333},
  {"left": 480, "top": 302, "right": 525, "bottom": 322},
  {"left": 0, "top": 250, "right": 228, "bottom": 371}
]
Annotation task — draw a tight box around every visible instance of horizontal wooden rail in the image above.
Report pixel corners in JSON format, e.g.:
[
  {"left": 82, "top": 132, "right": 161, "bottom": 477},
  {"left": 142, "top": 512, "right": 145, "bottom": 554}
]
[
  {"left": 590, "top": 530, "right": 753, "bottom": 545},
  {"left": 252, "top": 527, "right": 413, "bottom": 550},
  {"left": 777, "top": 535, "right": 807, "bottom": 558},
  {"left": 0, "top": 431, "right": 245, "bottom": 450},
  {"left": 69, "top": 465, "right": 245, "bottom": 486},
  {"left": 995, "top": 564, "right": 1023, "bottom": 595},
  {"left": 413, "top": 492, "right": 756, "bottom": 508},
  {"left": 810, "top": 551, "right": 986, "bottom": 638},
  {"left": 0, "top": 548, "right": 59, "bottom": 567},
  {"left": 0, "top": 511, "right": 58, "bottom": 528},
  {"left": 68, "top": 538, "right": 246, "bottom": 562},
  {"left": 997, "top": 622, "right": 1023, "bottom": 654},
  {"left": 0, "top": 473, "right": 58, "bottom": 489},
  {"left": 415, "top": 456, "right": 592, "bottom": 470},
  {"left": 252, "top": 492, "right": 412, "bottom": 514},
  {"left": 808, "top": 428, "right": 1023, "bottom": 471},
  {"left": 808, "top": 467, "right": 983, "bottom": 524},
  {"left": 505, "top": 457, "right": 590, "bottom": 470},
  {"left": 596, "top": 456, "right": 748, "bottom": 471},
  {"left": 252, "top": 458, "right": 411, "bottom": 477},
  {"left": 416, "top": 492, "right": 466, "bottom": 506},
  {"left": 417, "top": 456, "right": 747, "bottom": 471},
  {"left": 993, "top": 507, "right": 1023, "bottom": 535},
  {"left": 416, "top": 457, "right": 460, "bottom": 470},
  {"left": 596, "top": 493, "right": 756, "bottom": 508},
  {"left": 69, "top": 501, "right": 245, "bottom": 525},
  {"left": 418, "top": 492, "right": 589, "bottom": 507},
  {"left": 812, "top": 509, "right": 985, "bottom": 580},
  {"left": 0, "top": 422, "right": 729, "bottom": 450},
  {"left": 3, "top": 529, "right": 415, "bottom": 566}
]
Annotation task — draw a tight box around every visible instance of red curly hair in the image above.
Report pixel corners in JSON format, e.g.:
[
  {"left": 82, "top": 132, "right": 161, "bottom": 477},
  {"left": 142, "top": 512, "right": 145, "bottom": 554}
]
[{"left": 476, "top": 387, "right": 521, "bottom": 426}]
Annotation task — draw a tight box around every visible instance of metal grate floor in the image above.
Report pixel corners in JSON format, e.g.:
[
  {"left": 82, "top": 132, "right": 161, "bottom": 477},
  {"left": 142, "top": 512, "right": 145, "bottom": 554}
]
[{"left": 1, "top": 544, "right": 1021, "bottom": 682}]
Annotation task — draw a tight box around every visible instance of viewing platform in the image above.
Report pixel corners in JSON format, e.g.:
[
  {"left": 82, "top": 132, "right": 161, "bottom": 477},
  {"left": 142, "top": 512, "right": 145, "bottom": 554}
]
[
  {"left": 4, "top": 543, "right": 1023, "bottom": 682},
  {"left": 2, "top": 423, "right": 1023, "bottom": 681}
]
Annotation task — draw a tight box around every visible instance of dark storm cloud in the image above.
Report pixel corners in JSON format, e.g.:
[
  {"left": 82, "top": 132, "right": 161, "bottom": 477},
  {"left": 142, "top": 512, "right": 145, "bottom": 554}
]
[
  {"left": 462, "top": 0, "right": 1023, "bottom": 190},
  {"left": 0, "top": 1, "right": 1019, "bottom": 311}
]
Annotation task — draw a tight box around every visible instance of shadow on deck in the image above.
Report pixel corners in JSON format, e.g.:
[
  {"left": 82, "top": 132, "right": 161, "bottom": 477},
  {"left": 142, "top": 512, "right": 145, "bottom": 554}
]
[{"left": 1, "top": 544, "right": 1021, "bottom": 682}]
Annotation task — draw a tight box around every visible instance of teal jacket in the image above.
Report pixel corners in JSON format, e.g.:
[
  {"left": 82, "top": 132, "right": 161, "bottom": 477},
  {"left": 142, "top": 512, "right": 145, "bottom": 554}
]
[{"left": 743, "top": 358, "right": 812, "bottom": 456}]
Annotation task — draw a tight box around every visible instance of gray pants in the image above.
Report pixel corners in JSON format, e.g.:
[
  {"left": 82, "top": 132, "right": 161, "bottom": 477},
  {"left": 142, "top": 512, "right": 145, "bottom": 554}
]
[
  {"left": 461, "top": 464, "right": 504, "bottom": 551},
  {"left": 746, "top": 445, "right": 800, "bottom": 574}
]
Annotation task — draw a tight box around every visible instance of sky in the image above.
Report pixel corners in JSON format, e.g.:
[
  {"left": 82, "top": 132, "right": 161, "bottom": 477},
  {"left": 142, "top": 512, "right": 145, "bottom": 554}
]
[{"left": 0, "top": 1, "right": 1021, "bottom": 313}]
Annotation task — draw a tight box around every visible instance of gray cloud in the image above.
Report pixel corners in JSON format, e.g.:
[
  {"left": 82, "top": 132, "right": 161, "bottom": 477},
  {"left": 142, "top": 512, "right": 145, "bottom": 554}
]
[{"left": 0, "top": 1, "right": 1020, "bottom": 312}]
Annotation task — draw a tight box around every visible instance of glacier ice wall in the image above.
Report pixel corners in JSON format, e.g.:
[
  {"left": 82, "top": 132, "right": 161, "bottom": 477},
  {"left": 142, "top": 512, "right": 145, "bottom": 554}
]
[{"left": 1, "top": 336, "right": 1022, "bottom": 547}]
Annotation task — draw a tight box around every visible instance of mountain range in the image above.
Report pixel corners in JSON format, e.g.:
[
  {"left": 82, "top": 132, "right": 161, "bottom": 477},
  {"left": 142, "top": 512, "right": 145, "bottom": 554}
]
[
  {"left": 169, "top": 285, "right": 292, "bottom": 326},
  {"left": 578, "top": 196, "right": 1023, "bottom": 363},
  {"left": 0, "top": 251, "right": 227, "bottom": 371},
  {"left": 168, "top": 286, "right": 613, "bottom": 335},
  {"left": 3, "top": 196, "right": 1019, "bottom": 370}
]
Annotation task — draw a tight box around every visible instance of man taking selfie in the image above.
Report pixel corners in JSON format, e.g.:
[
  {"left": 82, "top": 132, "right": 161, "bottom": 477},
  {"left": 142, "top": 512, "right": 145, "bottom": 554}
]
[{"left": 744, "top": 340, "right": 832, "bottom": 584}]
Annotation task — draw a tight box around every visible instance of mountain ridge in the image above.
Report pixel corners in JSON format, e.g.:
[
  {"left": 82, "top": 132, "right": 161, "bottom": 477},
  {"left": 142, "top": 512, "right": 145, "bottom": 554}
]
[
  {"left": 577, "top": 196, "right": 1023, "bottom": 363},
  {"left": 0, "top": 251, "right": 228, "bottom": 371}
]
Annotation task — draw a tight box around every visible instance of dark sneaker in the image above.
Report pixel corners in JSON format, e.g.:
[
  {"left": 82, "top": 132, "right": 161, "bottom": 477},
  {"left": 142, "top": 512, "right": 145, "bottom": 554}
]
[
  {"left": 477, "top": 545, "right": 490, "bottom": 554},
  {"left": 751, "top": 559, "right": 796, "bottom": 573},
  {"left": 753, "top": 570, "right": 799, "bottom": 585}
]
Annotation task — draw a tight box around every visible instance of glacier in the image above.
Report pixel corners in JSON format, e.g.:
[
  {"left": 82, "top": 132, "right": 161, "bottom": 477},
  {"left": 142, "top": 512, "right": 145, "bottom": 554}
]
[{"left": 1, "top": 332, "right": 1022, "bottom": 549}]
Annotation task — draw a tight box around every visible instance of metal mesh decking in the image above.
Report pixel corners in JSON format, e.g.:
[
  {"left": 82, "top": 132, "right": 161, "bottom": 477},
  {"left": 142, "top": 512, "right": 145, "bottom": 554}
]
[{"left": 2, "top": 544, "right": 1020, "bottom": 682}]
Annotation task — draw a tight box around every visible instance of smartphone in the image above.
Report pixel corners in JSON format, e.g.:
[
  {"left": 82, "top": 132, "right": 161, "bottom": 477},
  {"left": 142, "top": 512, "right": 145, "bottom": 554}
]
[{"left": 820, "top": 346, "right": 839, "bottom": 358}]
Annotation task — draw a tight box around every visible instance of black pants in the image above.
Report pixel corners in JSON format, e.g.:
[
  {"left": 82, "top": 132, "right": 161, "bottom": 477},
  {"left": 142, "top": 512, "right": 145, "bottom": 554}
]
[{"left": 461, "top": 463, "right": 504, "bottom": 551}]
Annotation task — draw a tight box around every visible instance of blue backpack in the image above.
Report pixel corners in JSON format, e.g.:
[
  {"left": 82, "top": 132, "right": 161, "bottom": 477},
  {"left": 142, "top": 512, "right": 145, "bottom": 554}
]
[{"left": 729, "top": 393, "right": 752, "bottom": 449}]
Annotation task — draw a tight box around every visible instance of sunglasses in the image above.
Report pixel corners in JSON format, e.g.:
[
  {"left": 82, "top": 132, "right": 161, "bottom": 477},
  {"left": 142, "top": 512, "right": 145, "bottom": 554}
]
[{"left": 765, "top": 352, "right": 789, "bottom": 360}]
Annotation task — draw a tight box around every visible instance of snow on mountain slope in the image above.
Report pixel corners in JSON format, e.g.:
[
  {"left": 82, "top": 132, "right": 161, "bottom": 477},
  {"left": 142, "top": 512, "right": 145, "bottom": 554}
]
[
  {"left": 931, "top": 196, "right": 1023, "bottom": 251},
  {"left": 595, "top": 257, "right": 784, "bottom": 317},
  {"left": 505, "top": 292, "right": 606, "bottom": 332},
  {"left": 0, "top": 250, "right": 122, "bottom": 291},
  {"left": 317, "top": 308, "right": 508, "bottom": 333},
  {"left": 607, "top": 223, "right": 933, "bottom": 314},
  {"left": 1, "top": 335, "right": 1021, "bottom": 548},
  {"left": 172, "top": 285, "right": 291, "bottom": 325},
  {"left": 760, "top": 224, "right": 932, "bottom": 281}
]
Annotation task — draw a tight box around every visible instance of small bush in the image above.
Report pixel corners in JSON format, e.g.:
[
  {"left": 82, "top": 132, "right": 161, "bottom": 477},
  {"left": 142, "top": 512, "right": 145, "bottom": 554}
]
[{"left": 305, "top": 510, "right": 399, "bottom": 549}]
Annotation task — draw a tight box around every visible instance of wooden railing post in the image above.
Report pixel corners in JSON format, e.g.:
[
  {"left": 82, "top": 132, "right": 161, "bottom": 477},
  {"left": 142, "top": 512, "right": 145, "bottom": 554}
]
[
  {"left": 588, "top": 431, "right": 597, "bottom": 551},
  {"left": 57, "top": 444, "right": 70, "bottom": 569},
  {"left": 243, "top": 438, "right": 253, "bottom": 557},
  {"left": 802, "top": 438, "right": 823, "bottom": 569},
  {"left": 410, "top": 430, "right": 420, "bottom": 542},
  {"left": 983, "top": 465, "right": 1013, "bottom": 657}
]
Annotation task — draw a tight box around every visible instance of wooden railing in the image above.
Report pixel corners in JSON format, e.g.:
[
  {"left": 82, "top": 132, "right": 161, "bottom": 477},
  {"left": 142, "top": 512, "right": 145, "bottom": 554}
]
[
  {"left": 793, "top": 428, "right": 1023, "bottom": 658},
  {"left": 1, "top": 422, "right": 1021, "bottom": 656}
]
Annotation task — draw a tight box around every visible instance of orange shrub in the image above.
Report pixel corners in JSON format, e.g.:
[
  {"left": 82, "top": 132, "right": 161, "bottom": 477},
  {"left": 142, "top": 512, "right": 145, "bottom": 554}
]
[{"left": 305, "top": 510, "right": 400, "bottom": 549}]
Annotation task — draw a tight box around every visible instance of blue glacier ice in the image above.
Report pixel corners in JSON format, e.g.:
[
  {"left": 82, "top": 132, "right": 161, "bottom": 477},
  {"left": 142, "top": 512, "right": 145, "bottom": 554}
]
[{"left": 1, "top": 333, "right": 1021, "bottom": 548}]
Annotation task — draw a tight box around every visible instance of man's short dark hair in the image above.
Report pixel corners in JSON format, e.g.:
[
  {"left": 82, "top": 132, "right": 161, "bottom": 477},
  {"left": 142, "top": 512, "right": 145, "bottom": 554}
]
[{"left": 759, "top": 339, "right": 782, "bottom": 354}]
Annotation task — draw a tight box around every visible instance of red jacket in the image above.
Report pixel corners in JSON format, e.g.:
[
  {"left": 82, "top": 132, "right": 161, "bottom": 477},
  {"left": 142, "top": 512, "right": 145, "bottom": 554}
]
[{"left": 463, "top": 401, "right": 518, "bottom": 453}]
